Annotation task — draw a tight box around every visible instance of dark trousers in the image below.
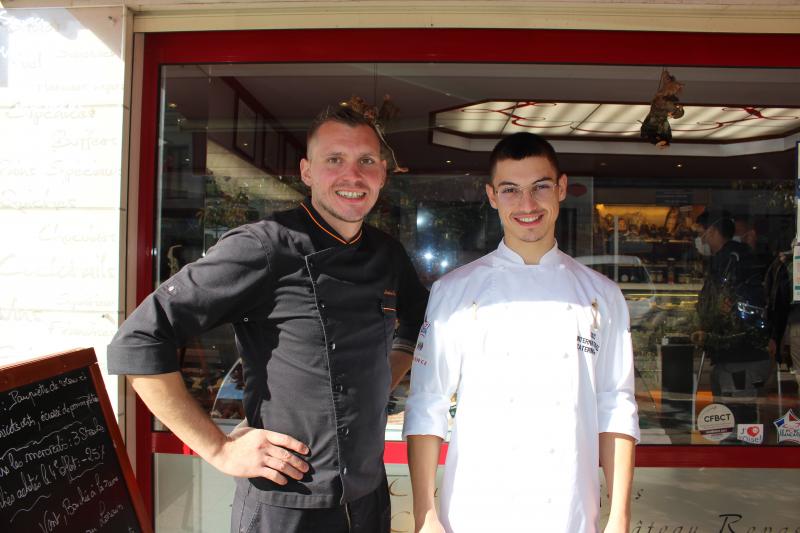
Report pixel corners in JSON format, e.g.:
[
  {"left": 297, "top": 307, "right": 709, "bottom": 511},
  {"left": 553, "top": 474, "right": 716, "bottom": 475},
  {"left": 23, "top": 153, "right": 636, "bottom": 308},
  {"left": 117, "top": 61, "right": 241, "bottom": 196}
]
[{"left": 230, "top": 477, "right": 390, "bottom": 533}]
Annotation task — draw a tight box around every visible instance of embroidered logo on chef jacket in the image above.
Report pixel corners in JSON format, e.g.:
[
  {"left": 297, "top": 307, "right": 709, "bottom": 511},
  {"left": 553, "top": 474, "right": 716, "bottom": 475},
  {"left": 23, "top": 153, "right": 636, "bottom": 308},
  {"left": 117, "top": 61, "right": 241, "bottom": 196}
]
[
  {"left": 419, "top": 321, "right": 430, "bottom": 337},
  {"left": 577, "top": 331, "right": 600, "bottom": 355}
]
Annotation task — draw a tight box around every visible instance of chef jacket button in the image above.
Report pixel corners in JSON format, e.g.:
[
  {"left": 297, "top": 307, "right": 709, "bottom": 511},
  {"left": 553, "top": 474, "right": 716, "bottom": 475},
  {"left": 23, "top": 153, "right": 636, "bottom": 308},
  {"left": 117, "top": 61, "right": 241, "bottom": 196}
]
[
  {"left": 548, "top": 448, "right": 555, "bottom": 454},
  {"left": 333, "top": 383, "right": 344, "bottom": 393},
  {"left": 508, "top": 397, "right": 514, "bottom": 404},
  {"left": 563, "top": 352, "right": 569, "bottom": 358},
  {"left": 330, "top": 342, "right": 336, "bottom": 351},
  {"left": 546, "top": 497, "right": 552, "bottom": 503},
  {"left": 338, "top": 426, "right": 349, "bottom": 437},
  {"left": 243, "top": 317, "right": 249, "bottom": 322},
  {"left": 319, "top": 301, "right": 326, "bottom": 309},
  {"left": 566, "top": 303, "right": 572, "bottom": 310}
]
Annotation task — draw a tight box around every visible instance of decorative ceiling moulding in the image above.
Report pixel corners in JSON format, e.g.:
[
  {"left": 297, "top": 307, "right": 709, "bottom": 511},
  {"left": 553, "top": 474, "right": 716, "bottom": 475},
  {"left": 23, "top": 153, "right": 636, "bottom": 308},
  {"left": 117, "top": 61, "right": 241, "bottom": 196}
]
[
  {"left": 77, "top": 1, "right": 800, "bottom": 34},
  {"left": 3, "top": 1, "right": 798, "bottom": 32}
]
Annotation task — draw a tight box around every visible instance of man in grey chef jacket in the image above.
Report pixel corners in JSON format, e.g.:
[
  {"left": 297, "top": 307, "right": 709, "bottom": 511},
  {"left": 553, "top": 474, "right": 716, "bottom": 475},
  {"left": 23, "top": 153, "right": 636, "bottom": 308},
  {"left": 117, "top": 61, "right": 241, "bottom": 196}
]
[
  {"left": 108, "top": 105, "right": 428, "bottom": 533},
  {"left": 404, "top": 132, "right": 639, "bottom": 533}
]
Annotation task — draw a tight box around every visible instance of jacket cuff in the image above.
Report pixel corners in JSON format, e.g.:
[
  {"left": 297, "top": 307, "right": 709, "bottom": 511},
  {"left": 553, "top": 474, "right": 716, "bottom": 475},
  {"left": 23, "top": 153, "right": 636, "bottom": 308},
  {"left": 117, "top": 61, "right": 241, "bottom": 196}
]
[{"left": 107, "top": 343, "right": 179, "bottom": 375}]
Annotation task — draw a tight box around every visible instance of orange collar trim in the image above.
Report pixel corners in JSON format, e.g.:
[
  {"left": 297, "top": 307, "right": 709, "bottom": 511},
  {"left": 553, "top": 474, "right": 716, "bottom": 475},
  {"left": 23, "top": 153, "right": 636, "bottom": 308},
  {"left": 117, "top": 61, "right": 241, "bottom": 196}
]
[{"left": 300, "top": 202, "right": 362, "bottom": 245}]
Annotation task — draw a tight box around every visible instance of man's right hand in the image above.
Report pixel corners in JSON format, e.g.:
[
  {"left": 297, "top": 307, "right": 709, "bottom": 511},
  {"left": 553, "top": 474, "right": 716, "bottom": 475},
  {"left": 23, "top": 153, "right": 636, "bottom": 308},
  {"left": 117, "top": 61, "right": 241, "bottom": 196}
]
[
  {"left": 210, "top": 425, "right": 310, "bottom": 484},
  {"left": 129, "top": 372, "right": 310, "bottom": 485}
]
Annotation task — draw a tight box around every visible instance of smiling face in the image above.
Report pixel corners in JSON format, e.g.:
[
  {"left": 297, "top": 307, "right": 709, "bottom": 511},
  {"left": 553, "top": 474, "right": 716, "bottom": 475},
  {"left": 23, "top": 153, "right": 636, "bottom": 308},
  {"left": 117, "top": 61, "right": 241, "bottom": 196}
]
[
  {"left": 300, "top": 121, "right": 387, "bottom": 240},
  {"left": 486, "top": 155, "right": 567, "bottom": 264}
]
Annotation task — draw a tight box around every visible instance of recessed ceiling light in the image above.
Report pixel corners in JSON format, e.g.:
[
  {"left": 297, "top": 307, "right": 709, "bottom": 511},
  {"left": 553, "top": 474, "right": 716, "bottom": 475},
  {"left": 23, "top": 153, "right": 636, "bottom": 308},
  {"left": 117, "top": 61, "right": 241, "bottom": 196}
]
[
  {"left": 752, "top": 165, "right": 758, "bottom": 170},
  {"left": 168, "top": 102, "right": 178, "bottom": 109},
  {"left": 445, "top": 160, "right": 453, "bottom": 164},
  {"left": 599, "top": 162, "right": 607, "bottom": 167},
  {"left": 676, "top": 163, "right": 683, "bottom": 168}
]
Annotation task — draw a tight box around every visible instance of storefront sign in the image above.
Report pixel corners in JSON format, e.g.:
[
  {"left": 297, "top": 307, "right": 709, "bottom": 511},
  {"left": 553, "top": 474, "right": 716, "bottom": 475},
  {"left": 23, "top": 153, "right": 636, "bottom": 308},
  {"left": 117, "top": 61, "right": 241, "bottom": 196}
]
[
  {"left": 0, "top": 349, "right": 151, "bottom": 533},
  {"left": 0, "top": 8, "right": 124, "bottom": 396},
  {"left": 655, "top": 189, "right": 693, "bottom": 206}
]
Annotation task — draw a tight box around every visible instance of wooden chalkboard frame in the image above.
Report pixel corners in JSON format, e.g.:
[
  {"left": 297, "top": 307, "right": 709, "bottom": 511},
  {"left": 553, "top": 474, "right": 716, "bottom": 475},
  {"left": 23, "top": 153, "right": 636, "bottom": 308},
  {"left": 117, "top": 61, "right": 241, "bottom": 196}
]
[{"left": 0, "top": 348, "right": 152, "bottom": 533}]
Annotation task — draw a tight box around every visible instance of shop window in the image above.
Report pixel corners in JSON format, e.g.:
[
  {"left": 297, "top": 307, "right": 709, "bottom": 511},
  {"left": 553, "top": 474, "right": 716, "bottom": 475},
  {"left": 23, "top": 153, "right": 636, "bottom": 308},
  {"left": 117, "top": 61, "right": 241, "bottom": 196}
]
[{"left": 155, "top": 62, "right": 800, "bottom": 446}]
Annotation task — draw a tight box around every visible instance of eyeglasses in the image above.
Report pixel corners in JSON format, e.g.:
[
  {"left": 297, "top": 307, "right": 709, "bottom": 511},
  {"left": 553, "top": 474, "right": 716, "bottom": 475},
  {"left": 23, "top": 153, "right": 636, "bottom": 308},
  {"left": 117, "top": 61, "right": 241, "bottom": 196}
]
[{"left": 493, "top": 181, "right": 559, "bottom": 204}]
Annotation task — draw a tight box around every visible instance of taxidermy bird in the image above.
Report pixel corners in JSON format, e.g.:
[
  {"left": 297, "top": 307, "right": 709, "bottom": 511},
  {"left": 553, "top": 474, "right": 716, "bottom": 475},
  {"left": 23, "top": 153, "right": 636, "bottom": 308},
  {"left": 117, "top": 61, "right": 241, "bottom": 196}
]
[
  {"left": 341, "top": 95, "right": 408, "bottom": 173},
  {"left": 640, "top": 70, "right": 685, "bottom": 148}
]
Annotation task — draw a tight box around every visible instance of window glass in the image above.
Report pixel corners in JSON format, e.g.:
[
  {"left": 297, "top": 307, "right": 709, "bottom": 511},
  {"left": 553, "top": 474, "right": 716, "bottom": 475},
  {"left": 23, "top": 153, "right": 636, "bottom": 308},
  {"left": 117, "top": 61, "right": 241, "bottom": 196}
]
[{"left": 156, "top": 63, "right": 800, "bottom": 446}]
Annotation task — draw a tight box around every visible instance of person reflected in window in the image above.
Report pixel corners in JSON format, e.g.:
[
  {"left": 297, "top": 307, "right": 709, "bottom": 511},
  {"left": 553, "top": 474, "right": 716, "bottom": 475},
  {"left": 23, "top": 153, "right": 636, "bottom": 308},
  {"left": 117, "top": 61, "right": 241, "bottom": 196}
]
[
  {"left": 404, "top": 132, "right": 639, "bottom": 533},
  {"left": 765, "top": 240, "right": 793, "bottom": 371},
  {"left": 734, "top": 214, "right": 772, "bottom": 274},
  {"left": 692, "top": 212, "right": 772, "bottom": 429},
  {"left": 108, "top": 105, "right": 428, "bottom": 533}
]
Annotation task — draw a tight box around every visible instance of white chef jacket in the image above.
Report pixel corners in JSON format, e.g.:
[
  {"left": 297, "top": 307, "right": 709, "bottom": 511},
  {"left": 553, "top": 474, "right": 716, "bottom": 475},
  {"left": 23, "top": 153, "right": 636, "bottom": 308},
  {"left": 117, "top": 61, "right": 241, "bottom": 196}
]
[{"left": 403, "top": 241, "right": 640, "bottom": 533}]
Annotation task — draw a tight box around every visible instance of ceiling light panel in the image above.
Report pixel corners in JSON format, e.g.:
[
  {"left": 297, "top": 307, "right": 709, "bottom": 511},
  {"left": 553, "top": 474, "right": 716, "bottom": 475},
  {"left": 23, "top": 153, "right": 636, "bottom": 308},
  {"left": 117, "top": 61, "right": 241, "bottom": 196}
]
[{"left": 433, "top": 101, "right": 800, "bottom": 143}]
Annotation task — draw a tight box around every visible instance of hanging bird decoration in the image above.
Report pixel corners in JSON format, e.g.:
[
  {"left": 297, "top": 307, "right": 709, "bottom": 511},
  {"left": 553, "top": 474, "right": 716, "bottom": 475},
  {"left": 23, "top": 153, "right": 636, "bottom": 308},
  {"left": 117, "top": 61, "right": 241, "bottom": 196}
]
[
  {"left": 640, "top": 69, "right": 685, "bottom": 148},
  {"left": 341, "top": 95, "right": 409, "bottom": 173}
]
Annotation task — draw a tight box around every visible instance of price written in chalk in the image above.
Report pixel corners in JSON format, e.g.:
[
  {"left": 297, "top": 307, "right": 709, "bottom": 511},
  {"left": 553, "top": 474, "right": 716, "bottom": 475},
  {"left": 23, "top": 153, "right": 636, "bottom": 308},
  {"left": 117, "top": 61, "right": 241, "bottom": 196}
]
[{"left": 0, "top": 366, "right": 142, "bottom": 532}]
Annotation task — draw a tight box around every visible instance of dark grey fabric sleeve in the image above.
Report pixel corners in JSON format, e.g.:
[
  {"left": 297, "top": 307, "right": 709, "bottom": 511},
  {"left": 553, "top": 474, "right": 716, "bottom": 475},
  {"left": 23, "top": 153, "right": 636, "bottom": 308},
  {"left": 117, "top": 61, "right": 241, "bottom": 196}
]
[
  {"left": 107, "top": 225, "right": 273, "bottom": 375},
  {"left": 394, "top": 243, "right": 429, "bottom": 345}
]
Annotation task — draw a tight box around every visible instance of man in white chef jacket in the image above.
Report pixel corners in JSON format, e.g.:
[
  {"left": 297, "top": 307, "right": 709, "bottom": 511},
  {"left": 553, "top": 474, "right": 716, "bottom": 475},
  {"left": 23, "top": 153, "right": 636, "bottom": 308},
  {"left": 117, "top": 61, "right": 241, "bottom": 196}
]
[{"left": 403, "top": 132, "right": 640, "bottom": 533}]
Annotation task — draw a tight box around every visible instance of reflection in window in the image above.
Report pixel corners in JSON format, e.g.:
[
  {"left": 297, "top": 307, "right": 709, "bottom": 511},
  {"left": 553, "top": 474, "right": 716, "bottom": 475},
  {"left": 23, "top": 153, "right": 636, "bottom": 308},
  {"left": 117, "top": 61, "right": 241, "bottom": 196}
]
[{"left": 155, "top": 62, "right": 800, "bottom": 446}]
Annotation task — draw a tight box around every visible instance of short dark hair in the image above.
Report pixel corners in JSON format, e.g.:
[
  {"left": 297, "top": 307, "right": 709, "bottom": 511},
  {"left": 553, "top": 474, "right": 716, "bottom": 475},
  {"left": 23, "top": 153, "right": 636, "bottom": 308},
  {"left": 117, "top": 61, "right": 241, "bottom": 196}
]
[
  {"left": 695, "top": 209, "right": 736, "bottom": 241},
  {"left": 711, "top": 217, "right": 736, "bottom": 241},
  {"left": 697, "top": 210, "right": 735, "bottom": 240},
  {"left": 307, "top": 105, "right": 379, "bottom": 148},
  {"left": 488, "top": 132, "right": 561, "bottom": 182}
]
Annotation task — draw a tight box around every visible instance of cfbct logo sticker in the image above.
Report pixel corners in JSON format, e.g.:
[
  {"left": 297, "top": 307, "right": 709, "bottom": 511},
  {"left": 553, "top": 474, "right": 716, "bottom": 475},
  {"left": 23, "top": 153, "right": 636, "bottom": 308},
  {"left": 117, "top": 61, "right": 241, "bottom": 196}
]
[
  {"left": 737, "top": 424, "right": 763, "bottom": 444},
  {"left": 697, "top": 403, "right": 734, "bottom": 442}
]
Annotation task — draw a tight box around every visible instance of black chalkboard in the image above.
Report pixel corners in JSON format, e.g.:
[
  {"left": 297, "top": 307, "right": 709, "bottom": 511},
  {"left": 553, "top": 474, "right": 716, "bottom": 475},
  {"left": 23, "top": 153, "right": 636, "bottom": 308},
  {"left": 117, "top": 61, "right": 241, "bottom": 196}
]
[{"left": 0, "top": 348, "right": 151, "bottom": 533}]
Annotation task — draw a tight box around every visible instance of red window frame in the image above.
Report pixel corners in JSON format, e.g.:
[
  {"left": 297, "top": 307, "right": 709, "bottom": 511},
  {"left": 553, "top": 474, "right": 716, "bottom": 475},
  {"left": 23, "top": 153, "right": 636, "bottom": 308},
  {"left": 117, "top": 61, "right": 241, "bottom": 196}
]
[{"left": 136, "top": 28, "right": 800, "bottom": 515}]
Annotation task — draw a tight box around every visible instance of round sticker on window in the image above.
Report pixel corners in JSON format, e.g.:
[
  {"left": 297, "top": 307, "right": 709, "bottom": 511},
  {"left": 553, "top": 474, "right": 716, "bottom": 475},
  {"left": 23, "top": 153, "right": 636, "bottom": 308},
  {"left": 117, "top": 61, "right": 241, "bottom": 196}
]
[{"left": 697, "top": 403, "right": 735, "bottom": 442}]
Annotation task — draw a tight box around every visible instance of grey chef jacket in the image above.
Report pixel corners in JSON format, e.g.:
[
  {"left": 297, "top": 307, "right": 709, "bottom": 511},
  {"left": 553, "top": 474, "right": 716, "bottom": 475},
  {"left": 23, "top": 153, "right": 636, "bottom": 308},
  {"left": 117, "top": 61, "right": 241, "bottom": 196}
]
[{"left": 107, "top": 200, "right": 428, "bottom": 508}]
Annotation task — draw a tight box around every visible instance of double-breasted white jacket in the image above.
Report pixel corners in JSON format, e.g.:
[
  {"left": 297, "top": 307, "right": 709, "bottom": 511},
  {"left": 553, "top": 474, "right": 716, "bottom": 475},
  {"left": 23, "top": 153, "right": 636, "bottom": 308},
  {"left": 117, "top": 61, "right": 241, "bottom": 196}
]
[{"left": 403, "top": 241, "right": 640, "bottom": 533}]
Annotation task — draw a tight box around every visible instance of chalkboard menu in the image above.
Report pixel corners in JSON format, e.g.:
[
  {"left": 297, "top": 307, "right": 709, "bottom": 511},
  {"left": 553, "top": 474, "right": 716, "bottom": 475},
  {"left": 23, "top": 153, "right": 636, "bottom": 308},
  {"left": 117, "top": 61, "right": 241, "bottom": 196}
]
[{"left": 0, "top": 348, "right": 151, "bottom": 533}]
